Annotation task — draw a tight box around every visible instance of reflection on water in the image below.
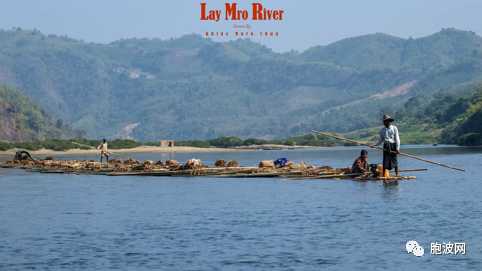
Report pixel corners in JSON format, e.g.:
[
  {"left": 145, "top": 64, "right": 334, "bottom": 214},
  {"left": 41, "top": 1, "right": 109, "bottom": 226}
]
[
  {"left": 1, "top": 145, "right": 482, "bottom": 270},
  {"left": 382, "top": 180, "right": 400, "bottom": 197}
]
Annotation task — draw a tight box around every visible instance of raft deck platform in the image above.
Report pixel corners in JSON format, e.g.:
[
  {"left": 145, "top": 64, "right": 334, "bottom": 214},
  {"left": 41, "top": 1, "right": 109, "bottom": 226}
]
[{"left": 1, "top": 163, "right": 416, "bottom": 181}]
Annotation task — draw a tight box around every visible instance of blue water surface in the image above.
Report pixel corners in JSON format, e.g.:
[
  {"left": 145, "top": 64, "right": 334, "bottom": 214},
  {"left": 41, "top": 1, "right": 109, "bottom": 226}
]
[{"left": 0, "top": 145, "right": 481, "bottom": 270}]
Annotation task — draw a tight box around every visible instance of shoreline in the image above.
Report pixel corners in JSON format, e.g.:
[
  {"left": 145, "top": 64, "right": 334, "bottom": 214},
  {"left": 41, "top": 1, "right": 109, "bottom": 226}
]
[
  {"left": 0, "top": 144, "right": 457, "bottom": 157},
  {"left": 0, "top": 145, "right": 319, "bottom": 156}
]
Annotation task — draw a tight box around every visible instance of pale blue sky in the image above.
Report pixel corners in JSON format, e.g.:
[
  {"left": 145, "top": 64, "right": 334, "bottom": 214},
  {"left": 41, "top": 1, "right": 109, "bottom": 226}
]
[{"left": 0, "top": 0, "right": 481, "bottom": 52}]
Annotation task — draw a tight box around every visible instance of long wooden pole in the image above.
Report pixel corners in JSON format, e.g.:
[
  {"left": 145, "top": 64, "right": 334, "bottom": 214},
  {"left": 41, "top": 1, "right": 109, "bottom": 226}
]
[
  {"left": 390, "top": 169, "right": 427, "bottom": 173},
  {"left": 312, "top": 130, "right": 465, "bottom": 172},
  {"left": 71, "top": 142, "right": 135, "bottom": 160}
]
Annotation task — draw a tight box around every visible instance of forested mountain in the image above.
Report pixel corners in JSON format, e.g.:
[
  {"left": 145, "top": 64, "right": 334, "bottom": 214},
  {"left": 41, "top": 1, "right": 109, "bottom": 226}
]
[
  {"left": 0, "top": 84, "right": 83, "bottom": 142},
  {"left": 405, "top": 83, "right": 482, "bottom": 145},
  {"left": 0, "top": 27, "right": 481, "bottom": 141},
  {"left": 343, "top": 82, "right": 482, "bottom": 146}
]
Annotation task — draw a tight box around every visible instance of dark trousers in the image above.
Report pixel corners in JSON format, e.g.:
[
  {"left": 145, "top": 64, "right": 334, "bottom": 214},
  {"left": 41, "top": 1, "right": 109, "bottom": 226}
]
[{"left": 383, "top": 143, "right": 398, "bottom": 170}]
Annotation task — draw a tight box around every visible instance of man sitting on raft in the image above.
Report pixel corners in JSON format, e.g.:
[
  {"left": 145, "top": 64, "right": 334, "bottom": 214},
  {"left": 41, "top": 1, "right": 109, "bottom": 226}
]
[
  {"left": 349, "top": 150, "right": 369, "bottom": 173},
  {"left": 14, "top": 150, "right": 34, "bottom": 161}
]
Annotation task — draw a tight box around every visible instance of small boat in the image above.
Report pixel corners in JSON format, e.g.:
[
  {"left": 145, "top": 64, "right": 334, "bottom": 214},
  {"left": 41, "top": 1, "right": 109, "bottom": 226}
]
[
  {"left": 263, "top": 147, "right": 282, "bottom": 150},
  {"left": 433, "top": 143, "right": 438, "bottom": 146}
]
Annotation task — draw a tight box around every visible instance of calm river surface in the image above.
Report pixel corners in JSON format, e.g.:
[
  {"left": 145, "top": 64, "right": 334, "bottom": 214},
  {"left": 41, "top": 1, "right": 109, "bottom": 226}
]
[{"left": 1, "top": 145, "right": 481, "bottom": 270}]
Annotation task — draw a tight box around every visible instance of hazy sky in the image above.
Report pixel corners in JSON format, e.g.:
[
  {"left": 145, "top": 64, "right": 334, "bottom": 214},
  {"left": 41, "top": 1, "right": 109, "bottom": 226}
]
[{"left": 1, "top": 0, "right": 481, "bottom": 52}]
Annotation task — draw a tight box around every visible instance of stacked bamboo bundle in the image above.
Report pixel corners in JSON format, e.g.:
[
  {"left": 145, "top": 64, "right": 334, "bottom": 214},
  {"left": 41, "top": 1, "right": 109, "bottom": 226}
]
[
  {"left": 275, "top": 161, "right": 294, "bottom": 168},
  {"left": 124, "top": 158, "right": 141, "bottom": 165},
  {"left": 259, "top": 160, "right": 274, "bottom": 168},
  {"left": 156, "top": 160, "right": 165, "bottom": 166},
  {"left": 289, "top": 161, "right": 307, "bottom": 169},
  {"left": 215, "top": 159, "right": 227, "bottom": 167},
  {"left": 227, "top": 160, "right": 238, "bottom": 167},
  {"left": 110, "top": 158, "right": 123, "bottom": 164},
  {"left": 166, "top": 160, "right": 179, "bottom": 166}
]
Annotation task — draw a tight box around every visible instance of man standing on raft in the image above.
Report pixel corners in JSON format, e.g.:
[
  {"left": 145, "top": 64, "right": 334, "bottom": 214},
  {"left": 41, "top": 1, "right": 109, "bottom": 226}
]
[
  {"left": 97, "top": 138, "right": 109, "bottom": 163},
  {"left": 371, "top": 115, "right": 400, "bottom": 176}
]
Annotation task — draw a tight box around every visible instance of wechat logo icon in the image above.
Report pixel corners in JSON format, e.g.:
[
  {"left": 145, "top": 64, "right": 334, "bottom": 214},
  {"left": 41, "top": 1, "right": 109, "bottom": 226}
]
[{"left": 406, "top": 240, "right": 424, "bottom": 257}]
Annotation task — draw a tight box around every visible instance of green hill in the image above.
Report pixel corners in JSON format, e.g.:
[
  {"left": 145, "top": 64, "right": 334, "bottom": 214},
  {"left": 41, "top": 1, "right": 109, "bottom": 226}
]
[
  {"left": 1, "top": 27, "right": 482, "bottom": 141},
  {"left": 0, "top": 84, "right": 83, "bottom": 142},
  {"left": 345, "top": 83, "right": 482, "bottom": 146},
  {"left": 439, "top": 84, "right": 482, "bottom": 145}
]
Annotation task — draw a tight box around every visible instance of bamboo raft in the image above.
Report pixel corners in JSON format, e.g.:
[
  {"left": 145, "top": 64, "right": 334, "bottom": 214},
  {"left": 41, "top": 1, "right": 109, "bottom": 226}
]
[
  {"left": 3, "top": 128, "right": 468, "bottom": 182},
  {"left": 0, "top": 158, "right": 416, "bottom": 181}
]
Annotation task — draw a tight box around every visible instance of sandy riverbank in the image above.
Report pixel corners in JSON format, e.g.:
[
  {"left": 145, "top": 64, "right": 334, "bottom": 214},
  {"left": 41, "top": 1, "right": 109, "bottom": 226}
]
[
  {"left": 0, "top": 145, "right": 319, "bottom": 157},
  {"left": 0, "top": 146, "right": 244, "bottom": 156}
]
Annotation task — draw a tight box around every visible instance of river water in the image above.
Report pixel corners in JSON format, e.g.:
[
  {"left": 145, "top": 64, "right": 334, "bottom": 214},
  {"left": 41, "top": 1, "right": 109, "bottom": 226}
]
[{"left": 0, "top": 145, "right": 481, "bottom": 270}]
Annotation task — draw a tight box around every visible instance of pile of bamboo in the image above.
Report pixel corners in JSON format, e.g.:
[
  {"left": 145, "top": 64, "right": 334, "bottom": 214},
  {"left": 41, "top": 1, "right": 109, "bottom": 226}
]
[{"left": 215, "top": 159, "right": 227, "bottom": 167}]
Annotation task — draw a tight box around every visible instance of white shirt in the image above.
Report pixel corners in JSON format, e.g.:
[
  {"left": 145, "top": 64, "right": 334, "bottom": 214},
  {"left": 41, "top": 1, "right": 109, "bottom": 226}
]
[
  {"left": 374, "top": 125, "right": 400, "bottom": 150},
  {"left": 97, "top": 142, "right": 108, "bottom": 152}
]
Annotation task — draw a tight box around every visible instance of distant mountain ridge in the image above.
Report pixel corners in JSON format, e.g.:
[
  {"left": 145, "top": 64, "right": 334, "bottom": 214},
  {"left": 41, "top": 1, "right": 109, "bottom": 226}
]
[
  {"left": 0, "top": 27, "right": 481, "bottom": 141},
  {"left": 301, "top": 29, "right": 482, "bottom": 72}
]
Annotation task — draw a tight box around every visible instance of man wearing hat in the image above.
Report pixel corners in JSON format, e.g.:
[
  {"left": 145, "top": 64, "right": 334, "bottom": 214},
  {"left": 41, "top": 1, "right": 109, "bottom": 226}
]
[{"left": 370, "top": 115, "right": 400, "bottom": 176}]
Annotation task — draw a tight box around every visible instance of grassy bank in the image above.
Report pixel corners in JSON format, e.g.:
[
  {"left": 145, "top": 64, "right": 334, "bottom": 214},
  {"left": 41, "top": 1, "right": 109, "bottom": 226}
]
[
  {"left": 0, "top": 134, "right": 354, "bottom": 152},
  {"left": 345, "top": 124, "right": 443, "bottom": 145},
  {"left": 0, "top": 125, "right": 448, "bottom": 153}
]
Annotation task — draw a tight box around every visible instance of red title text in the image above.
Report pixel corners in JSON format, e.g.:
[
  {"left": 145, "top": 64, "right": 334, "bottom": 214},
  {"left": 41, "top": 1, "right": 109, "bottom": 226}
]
[{"left": 200, "top": 3, "right": 284, "bottom": 22}]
